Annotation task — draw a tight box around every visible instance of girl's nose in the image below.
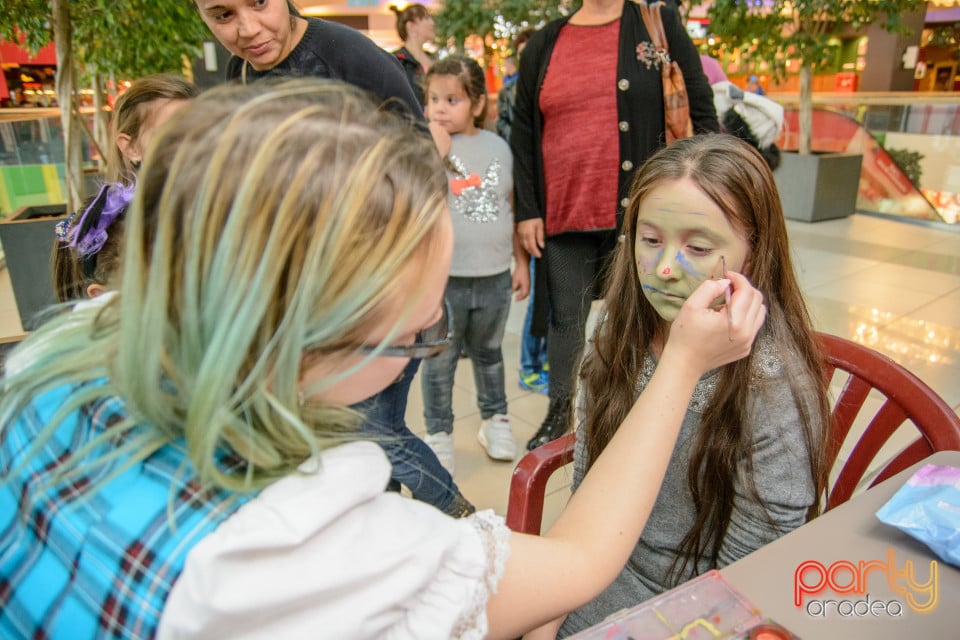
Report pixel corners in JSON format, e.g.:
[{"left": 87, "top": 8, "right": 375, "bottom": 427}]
[{"left": 655, "top": 251, "right": 680, "bottom": 279}]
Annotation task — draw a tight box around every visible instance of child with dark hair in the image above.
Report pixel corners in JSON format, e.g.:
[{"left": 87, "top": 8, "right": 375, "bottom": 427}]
[{"left": 421, "top": 55, "right": 530, "bottom": 470}]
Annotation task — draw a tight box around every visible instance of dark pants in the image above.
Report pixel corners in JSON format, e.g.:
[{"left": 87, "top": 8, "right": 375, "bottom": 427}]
[
  {"left": 355, "top": 358, "right": 460, "bottom": 512},
  {"left": 543, "top": 231, "right": 618, "bottom": 401}
]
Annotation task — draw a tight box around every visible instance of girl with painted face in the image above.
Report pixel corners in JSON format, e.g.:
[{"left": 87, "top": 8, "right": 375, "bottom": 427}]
[
  {"left": 538, "top": 134, "right": 832, "bottom": 638},
  {"left": 0, "top": 80, "right": 765, "bottom": 639},
  {"left": 194, "top": 0, "right": 421, "bottom": 116}
]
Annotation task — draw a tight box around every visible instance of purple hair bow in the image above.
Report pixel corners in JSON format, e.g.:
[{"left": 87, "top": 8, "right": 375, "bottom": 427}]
[{"left": 68, "top": 182, "right": 134, "bottom": 258}]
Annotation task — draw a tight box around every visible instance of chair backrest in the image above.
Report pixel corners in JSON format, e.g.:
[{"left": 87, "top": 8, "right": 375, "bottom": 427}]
[
  {"left": 817, "top": 332, "right": 960, "bottom": 510},
  {"left": 505, "top": 333, "right": 960, "bottom": 534},
  {"left": 506, "top": 432, "right": 575, "bottom": 535}
]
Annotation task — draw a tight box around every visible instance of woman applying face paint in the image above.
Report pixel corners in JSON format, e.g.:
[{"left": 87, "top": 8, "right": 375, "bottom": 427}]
[
  {"left": 0, "top": 82, "right": 767, "bottom": 639},
  {"left": 531, "top": 135, "right": 831, "bottom": 639},
  {"left": 191, "top": 1, "right": 469, "bottom": 516}
]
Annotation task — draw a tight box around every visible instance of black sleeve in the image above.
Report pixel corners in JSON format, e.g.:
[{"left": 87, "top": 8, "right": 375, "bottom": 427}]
[
  {"left": 662, "top": 4, "right": 719, "bottom": 134},
  {"left": 396, "top": 54, "right": 426, "bottom": 107},
  {"left": 509, "top": 31, "right": 548, "bottom": 224}
]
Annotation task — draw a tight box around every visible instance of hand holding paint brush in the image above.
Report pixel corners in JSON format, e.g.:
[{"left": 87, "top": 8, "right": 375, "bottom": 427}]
[{"left": 667, "top": 270, "right": 765, "bottom": 372}]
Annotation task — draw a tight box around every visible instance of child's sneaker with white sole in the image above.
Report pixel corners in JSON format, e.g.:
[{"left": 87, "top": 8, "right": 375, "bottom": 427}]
[
  {"left": 478, "top": 414, "right": 516, "bottom": 461},
  {"left": 425, "top": 432, "right": 456, "bottom": 475}
]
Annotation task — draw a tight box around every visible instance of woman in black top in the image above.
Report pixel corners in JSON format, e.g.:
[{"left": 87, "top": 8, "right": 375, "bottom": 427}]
[{"left": 194, "top": 0, "right": 421, "bottom": 117}]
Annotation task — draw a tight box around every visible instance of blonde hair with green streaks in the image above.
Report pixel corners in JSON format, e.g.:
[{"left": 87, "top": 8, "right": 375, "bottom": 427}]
[{"left": 2, "top": 79, "right": 449, "bottom": 493}]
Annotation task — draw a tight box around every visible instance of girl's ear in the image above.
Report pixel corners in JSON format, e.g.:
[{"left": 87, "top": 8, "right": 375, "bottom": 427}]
[
  {"left": 471, "top": 93, "right": 487, "bottom": 118},
  {"left": 86, "top": 282, "right": 108, "bottom": 298},
  {"left": 116, "top": 133, "right": 141, "bottom": 164}
]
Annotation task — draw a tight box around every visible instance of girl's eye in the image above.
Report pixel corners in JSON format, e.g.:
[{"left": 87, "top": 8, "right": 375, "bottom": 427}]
[
  {"left": 254, "top": 0, "right": 268, "bottom": 7},
  {"left": 640, "top": 236, "right": 661, "bottom": 247},
  {"left": 214, "top": 11, "right": 232, "bottom": 21},
  {"left": 687, "top": 245, "right": 711, "bottom": 256}
]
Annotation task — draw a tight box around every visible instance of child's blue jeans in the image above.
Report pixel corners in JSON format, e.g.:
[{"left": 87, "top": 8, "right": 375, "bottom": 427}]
[
  {"left": 355, "top": 358, "right": 461, "bottom": 512},
  {"left": 422, "top": 271, "right": 512, "bottom": 436}
]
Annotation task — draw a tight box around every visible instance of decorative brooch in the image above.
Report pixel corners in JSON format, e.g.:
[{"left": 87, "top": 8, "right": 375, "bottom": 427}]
[{"left": 636, "top": 41, "right": 669, "bottom": 70}]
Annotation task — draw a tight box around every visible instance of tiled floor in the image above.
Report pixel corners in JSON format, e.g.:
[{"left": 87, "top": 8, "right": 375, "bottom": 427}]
[
  {"left": 2, "top": 213, "right": 958, "bottom": 528},
  {"left": 401, "top": 214, "right": 960, "bottom": 528}
]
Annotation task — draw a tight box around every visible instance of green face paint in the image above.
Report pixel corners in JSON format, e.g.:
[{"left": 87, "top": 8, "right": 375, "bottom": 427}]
[{"left": 635, "top": 178, "right": 750, "bottom": 323}]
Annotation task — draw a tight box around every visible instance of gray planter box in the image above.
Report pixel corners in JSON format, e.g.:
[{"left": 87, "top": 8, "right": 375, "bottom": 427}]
[
  {"left": 774, "top": 152, "right": 863, "bottom": 223},
  {"left": 0, "top": 204, "right": 67, "bottom": 331}
]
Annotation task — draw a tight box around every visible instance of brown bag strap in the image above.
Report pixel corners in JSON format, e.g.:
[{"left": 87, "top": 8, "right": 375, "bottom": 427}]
[{"left": 639, "top": 1, "right": 670, "bottom": 56}]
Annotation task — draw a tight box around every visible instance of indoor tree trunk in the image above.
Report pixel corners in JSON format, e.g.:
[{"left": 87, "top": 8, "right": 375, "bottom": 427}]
[
  {"left": 92, "top": 71, "right": 110, "bottom": 172},
  {"left": 798, "top": 64, "right": 813, "bottom": 156},
  {"left": 52, "top": 0, "right": 83, "bottom": 214}
]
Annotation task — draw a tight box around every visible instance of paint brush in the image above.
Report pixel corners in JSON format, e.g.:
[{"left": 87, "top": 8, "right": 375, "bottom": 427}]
[{"left": 722, "top": 255, "right": 733, "bottom": 341}]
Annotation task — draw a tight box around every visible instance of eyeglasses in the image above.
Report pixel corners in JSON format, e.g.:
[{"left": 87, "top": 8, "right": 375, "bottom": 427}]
[{"left": 358, "top": 299, "right": 453, "bottom": 359}]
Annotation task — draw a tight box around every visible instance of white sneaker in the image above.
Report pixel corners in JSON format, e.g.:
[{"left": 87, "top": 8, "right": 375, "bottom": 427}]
[
  {"left": 425, "top": 432, "right": 456, "bottom": 475},
  {"left": 478, "top": 414, "right": 517, "bottom": 461}
]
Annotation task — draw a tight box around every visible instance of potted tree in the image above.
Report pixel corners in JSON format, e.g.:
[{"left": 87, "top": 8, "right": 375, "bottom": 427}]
[
  {"left": 1, "top": 2, "right": 207, "bottom": 329},
  {"left": 701, "top": 0, "right": 924, "bottom": 222},
  {"left": 1, "top": 1, "right": 209, "bottom": 213}
]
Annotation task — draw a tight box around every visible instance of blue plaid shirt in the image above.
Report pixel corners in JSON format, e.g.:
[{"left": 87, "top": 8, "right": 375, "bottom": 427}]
[{"left": 0, "top": 382, "right": 254, "bottom": 639}]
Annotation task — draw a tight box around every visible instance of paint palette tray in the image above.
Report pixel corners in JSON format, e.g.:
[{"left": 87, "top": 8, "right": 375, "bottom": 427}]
[{"left": 568, "top": 570, "right": 765, "bottom": 640}]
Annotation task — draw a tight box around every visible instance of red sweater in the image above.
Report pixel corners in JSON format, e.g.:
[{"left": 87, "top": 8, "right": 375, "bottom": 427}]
[{"left": 540, "top": 20, "right": 620, "bottom": 234}]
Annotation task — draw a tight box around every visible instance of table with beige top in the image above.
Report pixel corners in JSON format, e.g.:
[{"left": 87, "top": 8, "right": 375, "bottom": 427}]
[{"left": 721, "top": 450, "right": 960, "bottom": 639}]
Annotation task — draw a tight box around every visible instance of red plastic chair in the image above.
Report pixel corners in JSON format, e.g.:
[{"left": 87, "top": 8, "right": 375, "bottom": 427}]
[
  {"left": 505, "top": 333, "right": 960, "bottom": 533},
  {"left": 506, "top": 432, "right": 575, "bottom": 535},
  {"left": 817, "top": 332, "right": 960, "bottom": 510}
]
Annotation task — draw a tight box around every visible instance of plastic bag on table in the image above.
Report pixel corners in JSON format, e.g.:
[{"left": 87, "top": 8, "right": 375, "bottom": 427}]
[{"left": 875, "top": 464, "right": 960, "bottom": 568}]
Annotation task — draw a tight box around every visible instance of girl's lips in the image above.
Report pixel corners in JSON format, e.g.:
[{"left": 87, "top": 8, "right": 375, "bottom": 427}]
[{"left": 643, "top": 284, "right": 684, "bottom": 300}]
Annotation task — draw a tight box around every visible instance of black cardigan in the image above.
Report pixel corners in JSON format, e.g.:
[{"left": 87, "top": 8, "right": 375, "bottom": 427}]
[
  {"left": 510, "top": 1, "right": 719, "bottom": 233},
  {"left": 226, "top": 18, "right": 423, "bottom": 120}
]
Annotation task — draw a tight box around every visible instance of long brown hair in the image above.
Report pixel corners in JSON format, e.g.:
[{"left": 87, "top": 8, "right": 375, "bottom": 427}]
[{"left": 581, "top": 134, "right": 830, "bottom": 582}]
